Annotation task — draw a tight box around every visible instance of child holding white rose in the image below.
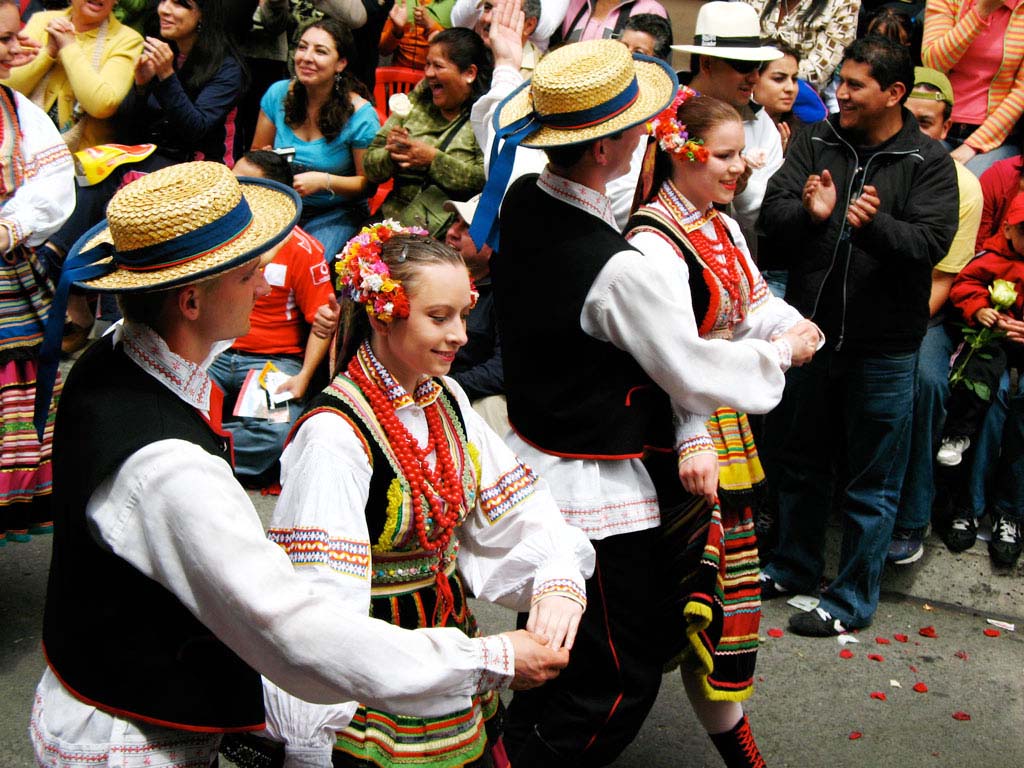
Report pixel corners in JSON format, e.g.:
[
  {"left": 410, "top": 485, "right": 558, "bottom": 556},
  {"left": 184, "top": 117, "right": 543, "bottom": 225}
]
[{"left": 939, "top": 192, "right": 1024, "bottom": 470}]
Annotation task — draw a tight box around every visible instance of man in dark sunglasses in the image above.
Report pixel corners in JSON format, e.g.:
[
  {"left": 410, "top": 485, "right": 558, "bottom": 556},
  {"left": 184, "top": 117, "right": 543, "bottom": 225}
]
[{"left": 674, "top": 1, "right": 785, "bottom": 261}]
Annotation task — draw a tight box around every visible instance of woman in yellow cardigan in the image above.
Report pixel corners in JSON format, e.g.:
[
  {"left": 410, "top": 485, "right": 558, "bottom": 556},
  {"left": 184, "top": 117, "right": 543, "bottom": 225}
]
[{"left": 4, "top": 0, "right": 143, "bottom": 151}]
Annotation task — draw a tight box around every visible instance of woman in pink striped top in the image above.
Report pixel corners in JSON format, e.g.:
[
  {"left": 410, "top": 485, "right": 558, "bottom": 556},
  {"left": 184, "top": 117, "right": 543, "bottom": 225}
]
[{"left": 923, "top": 0, "right": 1024, "bottom": 175}]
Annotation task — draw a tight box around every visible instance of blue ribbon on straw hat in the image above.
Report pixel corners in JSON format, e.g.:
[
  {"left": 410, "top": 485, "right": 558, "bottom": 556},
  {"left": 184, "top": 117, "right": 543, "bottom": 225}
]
[
  {"left": 33, "top": 161, "right": 301, "bottom": 440},
  {"left": 468, "top": 39, "right": 678, "bottom": 251}
]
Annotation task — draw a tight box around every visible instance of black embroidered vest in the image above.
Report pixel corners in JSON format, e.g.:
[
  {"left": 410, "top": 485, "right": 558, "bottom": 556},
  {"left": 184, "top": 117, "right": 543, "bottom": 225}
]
[
  {"left": 43, "top": 335, "right": 264, "bottom": 732},
  {"left": 494, "top": 174, "right": 673, "bottom": 458}
]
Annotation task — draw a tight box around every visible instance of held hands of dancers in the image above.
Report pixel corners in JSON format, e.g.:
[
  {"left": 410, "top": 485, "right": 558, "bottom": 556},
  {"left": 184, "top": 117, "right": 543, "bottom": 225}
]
[
  {"left": 505, "top": 629, "right": 571, "bottom": 690},
  {"left": 774, "top": 318, "right": 821, "bottom": 367},
  {"left": 526, "top": 594, "right": 584, "bottom": 651}
]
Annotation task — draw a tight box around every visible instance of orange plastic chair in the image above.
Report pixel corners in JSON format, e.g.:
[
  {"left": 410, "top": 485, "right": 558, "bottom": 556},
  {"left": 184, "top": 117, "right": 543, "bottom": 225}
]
[
  {"left": 373, "top": 66, "right": 424, "bottom": 122},
  {"left": 368, "top": 67, "right": 423, "bottom": 213}
]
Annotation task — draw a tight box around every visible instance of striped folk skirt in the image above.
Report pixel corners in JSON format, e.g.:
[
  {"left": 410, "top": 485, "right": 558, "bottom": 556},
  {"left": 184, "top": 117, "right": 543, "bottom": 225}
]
[
  {"left": 660, "top": 408, "right": 764, "bottom": 702},
  {"left": 0, "top": 248, "right": 60, "bottom": 526}
]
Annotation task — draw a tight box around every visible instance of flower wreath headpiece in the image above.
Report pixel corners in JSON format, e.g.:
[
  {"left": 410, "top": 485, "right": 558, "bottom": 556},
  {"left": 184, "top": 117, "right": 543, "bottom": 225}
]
[
  {"left": 647, "top": 85, "right": 708, "bottom": 163},
  {"left": 335, "top": 220, "right": 480, "bottom": 324},
  {"left": 335, "top": 220, "right": 427, "bottom": 324}
]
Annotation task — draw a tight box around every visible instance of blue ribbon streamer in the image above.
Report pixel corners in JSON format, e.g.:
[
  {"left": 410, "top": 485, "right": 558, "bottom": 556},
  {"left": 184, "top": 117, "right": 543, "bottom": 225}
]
[
  {"left": 33, "top": 243, "right": 117, "bottom": 440},
  {"left": 469, "top": 113, "right": 538, "bottom": 252}
]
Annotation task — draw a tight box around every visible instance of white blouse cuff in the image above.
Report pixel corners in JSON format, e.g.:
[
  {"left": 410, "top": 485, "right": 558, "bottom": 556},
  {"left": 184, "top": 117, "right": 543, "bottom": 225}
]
[
  {"left": 474, "top": 634, "right": 515, "bottom": 695},
  {"left": 772, "top": 337, "right": 793, "bottom": 371}
]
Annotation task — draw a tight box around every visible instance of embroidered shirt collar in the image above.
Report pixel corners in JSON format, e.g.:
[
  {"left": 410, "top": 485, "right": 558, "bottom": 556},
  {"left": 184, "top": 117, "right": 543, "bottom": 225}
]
[
  {"left": 659, "top": 179, "right": 717, "bottom": 233},
  {"left": 538, "top": 168, "right": 618, "bottom": 229},
  {"left": 356, "top": 341, "right": 442, "bottom": 410},
  {"left": 120, "top": 320, "right": 221, "bottom": 413}
]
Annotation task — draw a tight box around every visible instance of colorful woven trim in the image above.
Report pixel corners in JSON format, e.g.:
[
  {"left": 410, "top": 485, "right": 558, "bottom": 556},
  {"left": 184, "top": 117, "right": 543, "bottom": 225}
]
[
  {"left": 267, "top": 527, "right": 371, "bottom": 581},
  {"left": 531, "top": 577, "right": 587, "bottom": 608},
  {"left": 478, "top": 461, "right": 538, "bottom": 525}
]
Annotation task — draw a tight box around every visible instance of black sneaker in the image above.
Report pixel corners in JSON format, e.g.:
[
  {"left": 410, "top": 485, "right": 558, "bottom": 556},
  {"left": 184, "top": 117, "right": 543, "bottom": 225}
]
[
  {"left": 942, "top": 514, "right": 978, "bottom": 553},
  {"left": 989, "top": 515, "right": 1023, "bottom": 567},
  {"left": 758, "top": 572, "right": 793, "bottom": 599},
  {"left": 788, "top": 607, "right": 849, "bottom": 637}
]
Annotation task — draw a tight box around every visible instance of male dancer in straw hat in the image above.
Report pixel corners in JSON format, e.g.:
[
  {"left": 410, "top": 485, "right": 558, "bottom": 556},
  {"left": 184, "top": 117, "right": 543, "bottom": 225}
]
[
  {"left": 28, "top": 162, "right": 569, "bottom": 767},
  {"left": 674, "top": 1, "right": 784, "bottom": 259},
  {"left": 475, "top": 39, "right": 816, "bottom": 767}
]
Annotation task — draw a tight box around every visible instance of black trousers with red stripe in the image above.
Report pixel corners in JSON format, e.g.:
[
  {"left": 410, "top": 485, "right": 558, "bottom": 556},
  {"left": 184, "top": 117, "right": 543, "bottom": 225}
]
[{"left": 503, "top": 527, "right": 681, "bottom": 767}]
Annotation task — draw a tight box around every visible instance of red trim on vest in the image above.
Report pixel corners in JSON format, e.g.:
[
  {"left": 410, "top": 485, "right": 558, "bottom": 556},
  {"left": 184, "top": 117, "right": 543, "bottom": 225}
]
[
  {"left": 201, "top": 383, "right": 235, "bottom": 468},
  {"left": 42, "top": 643, "right": 266, "bottom": 734}
]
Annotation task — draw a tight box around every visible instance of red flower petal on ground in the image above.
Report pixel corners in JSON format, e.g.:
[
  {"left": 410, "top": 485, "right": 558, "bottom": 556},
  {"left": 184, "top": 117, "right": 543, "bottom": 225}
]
[
  {"left": 954, "top": 650, "right": 969, "bottom": 661},
  {"left": 849, "top": 731, "right": 863, "bottom": 740},
  {"left": 983, "top": 628, "right": 1001, "bottom": 637},
  {"left": 952, "top": 711, "right": 971, "bottom": 721},
  {"left": 894, "top": 633, "right": 909, "bottom": 643},
  {"left": 875, "top": 637, "right": 891, "bottom": 644},
  {"left": 867, "top": 653, "right": 884, "bottom": 662},
  {"left": 909, "top": 665, "right": 919, "bottom": 673},
  {"left": 870, "top": 692, "right": 887, "bottom": 701},
  {"left": 767, "top": 628, "right": 784, "bottom": 638},
  {"left": 839, "top": 649, "right": 854, "bottom": 659},
  {"left": 919, "top": 626, "right": 938, "bottom": 638},
  {"left": 913, "top": 683, "right": 929, "bottom": 693}
]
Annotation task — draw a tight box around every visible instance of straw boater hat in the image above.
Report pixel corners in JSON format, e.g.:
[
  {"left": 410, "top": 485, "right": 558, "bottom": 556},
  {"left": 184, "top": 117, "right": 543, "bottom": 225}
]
[
  {"left": 69, "top": 161, "right": 300, "bottom": 292},
  {"left": 673, "top": 1, "right": 782, "bottom": 62},
  {"left": 32, "top": 162, "right": 301, "bottom": 439},
  {"left": 494, "top": 38, "right": 677, "bottom": 149},
  {"left": 468, "top": 40, "right": 678, "bottom": 249}
]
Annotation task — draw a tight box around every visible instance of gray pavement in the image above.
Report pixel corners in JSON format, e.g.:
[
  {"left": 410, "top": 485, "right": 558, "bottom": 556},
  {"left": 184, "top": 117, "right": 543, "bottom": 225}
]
[{"left": 2, "top": 489, "right": 1022, "bottom": 768}]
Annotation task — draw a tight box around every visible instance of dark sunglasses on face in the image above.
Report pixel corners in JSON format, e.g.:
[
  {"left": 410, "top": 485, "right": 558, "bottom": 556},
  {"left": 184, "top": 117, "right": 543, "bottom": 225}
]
[{"left": 723, "top": 58, "right": 760, "bottom": 74}]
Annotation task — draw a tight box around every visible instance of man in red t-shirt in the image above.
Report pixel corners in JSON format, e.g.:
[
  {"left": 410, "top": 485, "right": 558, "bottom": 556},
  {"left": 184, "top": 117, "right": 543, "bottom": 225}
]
[{"left": 209, "top": 152, "right": 335, "bottom": 483}]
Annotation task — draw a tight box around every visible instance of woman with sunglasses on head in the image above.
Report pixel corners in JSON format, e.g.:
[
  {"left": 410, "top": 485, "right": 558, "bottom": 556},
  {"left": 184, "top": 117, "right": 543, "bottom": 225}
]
[
  {"left": 254, "top": 222, "right": 593, "bottom": 767},
  {"left": 626, "top": 89, "right": 820, "bottom": 768},
  {"left": 253, "top": 17, "right": 380, "bottom": 261}
]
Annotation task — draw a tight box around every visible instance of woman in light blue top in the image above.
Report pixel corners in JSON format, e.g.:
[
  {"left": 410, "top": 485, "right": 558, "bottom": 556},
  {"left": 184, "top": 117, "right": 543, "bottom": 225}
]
[{"left": 253, "top": 17, "right": 380, "bottom": 260}]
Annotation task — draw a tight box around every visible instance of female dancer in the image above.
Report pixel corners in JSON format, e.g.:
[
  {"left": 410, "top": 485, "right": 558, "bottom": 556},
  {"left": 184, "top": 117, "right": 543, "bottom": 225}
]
[
  {"left": 0, "top": 0, "right": 75, "bottom": 545},
  {"left": 261, "top": 223, "right": 594, "bottom": 767},
  {"left": 253, "top": 18, "right": 379, "bottom": 260},
  {"left": 627, "top": 89, "right": 820, "bottom": 768}
]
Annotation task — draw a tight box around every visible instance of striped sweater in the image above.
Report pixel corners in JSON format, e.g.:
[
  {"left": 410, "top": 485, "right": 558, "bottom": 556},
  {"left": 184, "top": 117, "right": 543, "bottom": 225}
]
[{"left": 922, "top": 0, "right": 1024, "bottom": 153}]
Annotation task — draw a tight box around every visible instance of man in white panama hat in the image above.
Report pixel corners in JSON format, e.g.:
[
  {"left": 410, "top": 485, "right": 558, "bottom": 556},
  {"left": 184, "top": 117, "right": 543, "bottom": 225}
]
[
  {"left": 28, "top": 161, "right": 569, "bottom": 767},
  {"left": 675, "top": 0, "right": 784, "bottom": 260},
  {"left": 476, "top": 39, "right": 790, "bottom": 767}
]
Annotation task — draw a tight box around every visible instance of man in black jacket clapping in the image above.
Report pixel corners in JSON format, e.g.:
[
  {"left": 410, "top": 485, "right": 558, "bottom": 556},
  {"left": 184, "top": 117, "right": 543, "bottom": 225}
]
[{"left": 757, "top": 34, "right": 958, "bottom": 637}]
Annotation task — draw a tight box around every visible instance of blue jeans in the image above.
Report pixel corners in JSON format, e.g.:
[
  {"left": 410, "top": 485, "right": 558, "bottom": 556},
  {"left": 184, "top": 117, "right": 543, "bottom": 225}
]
[
  {"left": 208, "top": 350, "right": 305, "bottom": 479},
  {"left": 965, "top": 371, "right": 1024, "bottom": 522},
  {"left": 896, "top": 324, "right": 955, "bottom": 531},
  {"left": 301, "top": 202, "right": 368, "bottom": 264},
  {"left": 763, "top": 348, "right": 918, "bottom": 628},
  {"left": 762, "top": 270, "right": 789, "bottom": 301}
]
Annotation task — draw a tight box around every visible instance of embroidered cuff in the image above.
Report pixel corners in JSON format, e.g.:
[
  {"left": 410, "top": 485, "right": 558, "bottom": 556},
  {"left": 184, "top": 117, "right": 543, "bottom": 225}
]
[
  {"left": 676, "top": 433, "right": 716, "bottom": 464},
  {"left": 531, "top": 577, "right": 587, "bottom": 609},
  {"left": 474, "top": 634, "right": 514, "bottom": 695},
  {"left": 0, "top": 220, "right": 16, "bottom": 253},
  {"left": 772, "top": 337, "right": 793, "bottom": 371}
]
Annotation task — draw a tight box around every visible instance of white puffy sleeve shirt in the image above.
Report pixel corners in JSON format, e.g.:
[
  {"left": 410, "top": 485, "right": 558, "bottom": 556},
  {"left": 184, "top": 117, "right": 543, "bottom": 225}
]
[{"left": 0, "top": 91, "right": 75, "bottom": 249}]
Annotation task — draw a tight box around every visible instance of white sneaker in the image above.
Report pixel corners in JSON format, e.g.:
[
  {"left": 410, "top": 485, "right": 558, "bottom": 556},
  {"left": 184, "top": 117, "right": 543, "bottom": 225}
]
[{"left": 936, "top": 436, "right": 971, "bottom": 467}]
